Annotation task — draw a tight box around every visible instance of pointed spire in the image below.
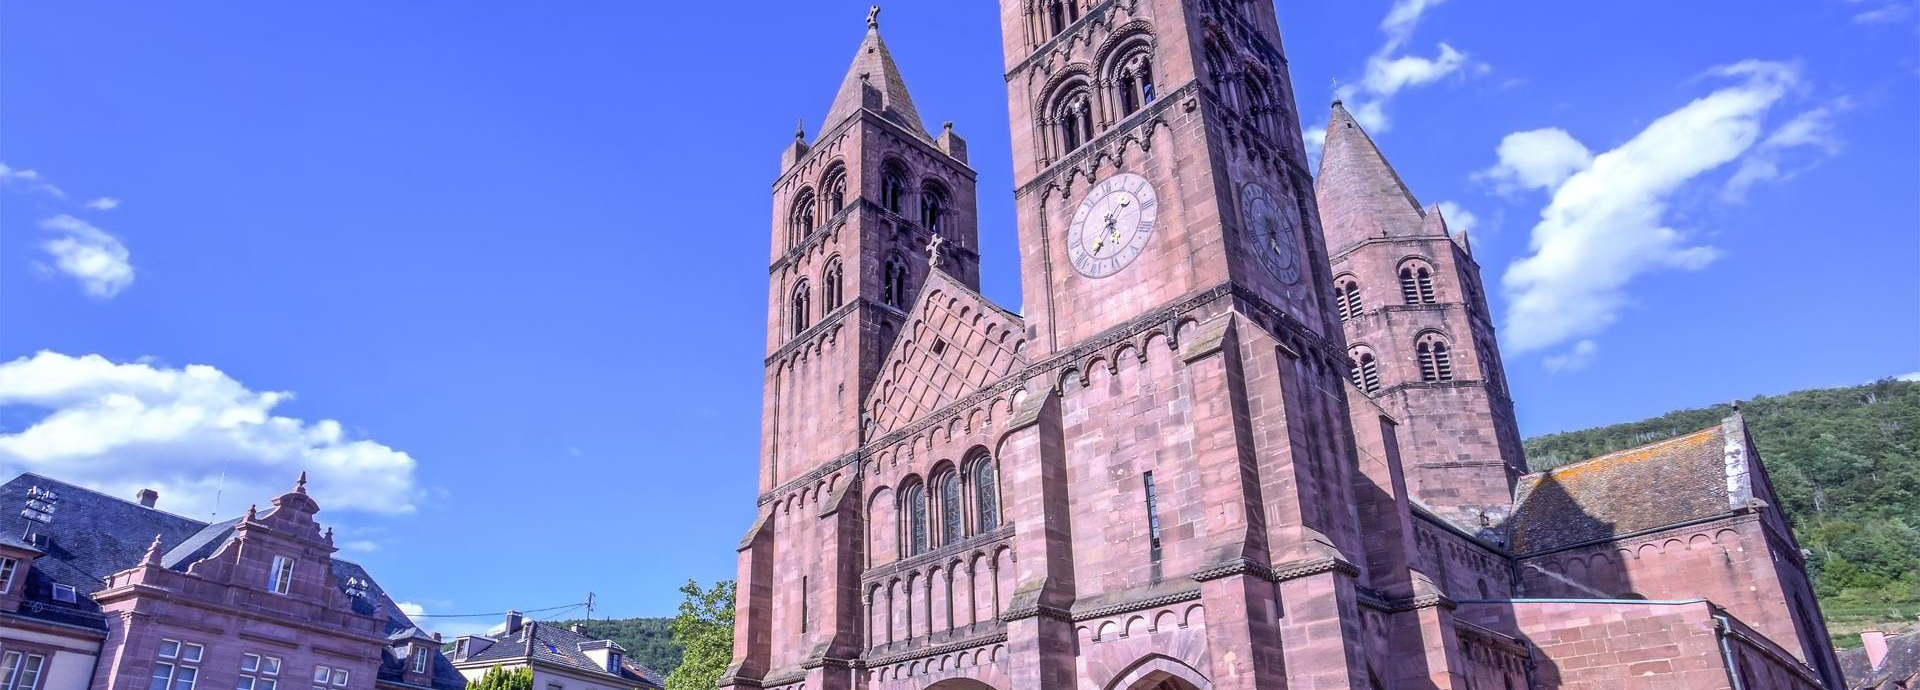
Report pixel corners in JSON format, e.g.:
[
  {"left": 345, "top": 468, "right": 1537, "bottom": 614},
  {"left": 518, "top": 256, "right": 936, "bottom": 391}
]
[
  {"left": 1316, "top": 101, "right": 1428, "bottom": 246},
  {"left": 819, "top": 10, "right": 927, "bottom": 141}
]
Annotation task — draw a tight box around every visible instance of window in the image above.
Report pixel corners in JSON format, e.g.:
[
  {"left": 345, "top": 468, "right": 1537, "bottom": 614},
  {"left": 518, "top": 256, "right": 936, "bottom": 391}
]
[
  {"left": 938, "top": 472, "right": 963, "bottom": 545},
  {"left": 821, "top": 259, "right": 844, "bottom": 311},
  {"left": 1203, "top": 41, "right": 1233, "bottom": 107},
  {"left": 1417, "top": 336, "right": 1454, "bottom": 382},
  {"left": 0, "top": 557, "right": 15, "bottom": 594},
  {"left": 880, "top": 162, "right": 909, "bottom": 214},
  {"left": 882, "top": 256, "right": 908, "bottom": 309},
  {"left": 789, "top": 189, "right": 818, "bottom": 248},
  {"left": 972, "top": 456, "right": 999, "bottom": 532},
  {"left": 800, "top": 575, "right": 810, "bottom": 634},
  {"left": 903, "top": 481, "right": 928, "bottom": 556},
  {"left": 821, "top": 165, "right": 847, "bottom": 216},
  {"left": 607, "top": 652, "right": 622, "bottom": 673},
  {"left": 1350, "top": 351, "right": 1381, "bottom": 395},
  {"left": 919, "top": 182, "right": 948, "bottom": 234},
  {"left": 1056, "top": 89, "right": 1094, "bottom": 153},
  {"left": 409, "top": 647, "right": 428, "bottom": 674},
  {"left": 238, "top": 654, "right": 280, "bottom": 690},
  {"left": 1, "top": 651, "right": 45, "bottom": 690},
  {"left": 151, "top": 640, "right": 202, "bottom": 690},
  {"left": 1143, "top": 471, "right": 1163, "bottom": 561},
  {"left": 1335, "top": 279, "right": 1363, "bottom": 321},
  {"left": 1044, "top": 0, "right": 1078, "bottom": 37},
  {"left": 1242, "top": 74, "right": 1275, "bottom": 138},
  {"left": 790, "top": 281, "right": 811, "bottom": 337},
  {"left": 269, "top": 556, "right": 294, "bottom": 595},
  {"left": 51, "top": 583, "right": 76, "bottom": 603},
  {"left": 311, "top": 667, "right": 346, "bottom": 690},
  {"left": 1399, "top": 262, "right": 1437, "bottom": 304},
  {"left": 1115, "top": 50, "right": 1155, "bottom": 116},
  {"left": 311, "top": 669, "right": 329, "bottom": 687}
]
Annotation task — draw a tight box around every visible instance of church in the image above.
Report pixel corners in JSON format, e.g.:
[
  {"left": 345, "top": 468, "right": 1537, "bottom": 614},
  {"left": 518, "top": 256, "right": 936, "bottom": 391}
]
[{"left": 721, "top": 2, "right": 1843, "bottom": 689}]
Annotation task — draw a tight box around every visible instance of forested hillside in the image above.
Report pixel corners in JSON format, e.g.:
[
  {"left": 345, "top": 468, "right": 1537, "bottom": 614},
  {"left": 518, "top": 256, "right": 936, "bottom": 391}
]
[
  {"left": 551, "top": 617, "right": 680, "bottom": 676},
  {"left": 1525, "top": 378, "right": 1920, "bottom": 640}
]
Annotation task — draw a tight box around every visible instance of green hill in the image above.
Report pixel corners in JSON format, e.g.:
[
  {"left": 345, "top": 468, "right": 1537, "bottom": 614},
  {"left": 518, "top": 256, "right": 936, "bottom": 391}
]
[
  {"left": 551, "top": 617, "right": 680, "bottom": 676},
  {"left": 1525, "top": 378, "right": 1920, "bottom": 641}
]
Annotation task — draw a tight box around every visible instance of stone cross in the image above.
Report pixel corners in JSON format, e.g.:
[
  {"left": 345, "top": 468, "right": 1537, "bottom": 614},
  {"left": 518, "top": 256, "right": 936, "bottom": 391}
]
[
  {"left": 926, "top": 234, "right": 946, "bottom": 269},
  {"left": 867, "top": 5, "right": 881, "bottom": 29}
]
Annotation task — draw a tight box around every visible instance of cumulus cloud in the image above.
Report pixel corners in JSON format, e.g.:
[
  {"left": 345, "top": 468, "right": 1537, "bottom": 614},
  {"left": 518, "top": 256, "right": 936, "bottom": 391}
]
[
  {"left": 0, "top": 161, "right": 67, "bottom": 199},
  {"left": 1478, "top": 128, "right": 1594, "bottom": 193},
  {"left": 39, "top": 215, "right": 135, "bottom": 298},
  {"left": 1435, "top": 201, "right": 1480, "bottom": 236},
  {"left": 1542, "top": 340, "right": 1599, "bottom": 372},
  {"left": 1305, "top": 0, "right": 1479, "bottom": 161},
  {"left": 1899, "top": 372, "right": 1920, "bottom": 382},
  {"left": 85, "top": 197, "right": 121, "bottom": 210},
  {"left": 1723, "top": 100, "right": 1847, "bottom": 202},
  {"left": 1500, "top": 61, "right": 1813, "bottom": 356},
  {"left": 0, "top": 351, "right": 421, "bottom": 520}
]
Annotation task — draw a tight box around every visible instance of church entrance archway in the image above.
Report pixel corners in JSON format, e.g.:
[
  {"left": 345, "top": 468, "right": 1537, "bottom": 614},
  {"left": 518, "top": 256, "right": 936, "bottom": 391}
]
[
  {"left": 925, "top": 680, "right": 999, "bottom": 690},
  {"left": 1105, "top": 655, "right": 1212, "bottom": 690}
]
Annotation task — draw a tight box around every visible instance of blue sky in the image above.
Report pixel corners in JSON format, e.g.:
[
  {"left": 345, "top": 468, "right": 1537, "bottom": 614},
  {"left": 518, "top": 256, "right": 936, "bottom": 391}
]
[{"left": 1, "top": 1, "right": 1914, "bottom": 628}]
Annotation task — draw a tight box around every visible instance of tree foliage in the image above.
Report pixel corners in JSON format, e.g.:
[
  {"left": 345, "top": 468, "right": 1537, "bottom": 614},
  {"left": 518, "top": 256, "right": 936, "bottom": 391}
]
[
  {"left": 665, "top": 579, "right": 735, "bottom": 690},
  {"left": 465, "top": 667, "right": 533, "bottom": 690},
  {"left": 551, "top": 617, "right": 681, "bottom": 677},
  {"left": 1526, "top": 378, "right": 1920, "bottom": 635}
]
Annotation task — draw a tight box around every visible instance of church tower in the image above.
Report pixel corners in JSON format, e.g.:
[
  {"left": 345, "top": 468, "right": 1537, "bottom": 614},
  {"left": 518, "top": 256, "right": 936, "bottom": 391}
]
[
  {"left": 1316, "top": 101, "right": 1526, "bottom": 535},
  {"left": 731, "top": 12, "right": 980, "bottom": 689}
]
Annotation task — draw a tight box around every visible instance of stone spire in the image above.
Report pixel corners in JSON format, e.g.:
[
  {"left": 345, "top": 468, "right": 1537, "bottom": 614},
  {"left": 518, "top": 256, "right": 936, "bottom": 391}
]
[
  {"left": 819, "top": 10, "right": 927, "bottom": 140},
  {"left": 1316, "top": 100, "right": 1428, "bottom": 248}
]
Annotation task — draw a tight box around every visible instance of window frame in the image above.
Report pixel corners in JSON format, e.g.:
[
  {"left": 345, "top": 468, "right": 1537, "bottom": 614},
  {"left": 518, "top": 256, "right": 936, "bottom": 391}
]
[
  {"left": 971, "top": 456, "right": 999, "bottom": 533},
  {"left": 269, "top": 556, "right": 295, "bottom": 595},
  {"left": 50, "top": 583, "right": 77, "bottom": 603},
  {"left": 238, "top": 654, "right": 280, "bottom": 690},
  {"left": 1, "top": 650, "right": 47, "bottom": 690},
  {"left": 0, "top": 557, "right": 16, "bottom": 594}
]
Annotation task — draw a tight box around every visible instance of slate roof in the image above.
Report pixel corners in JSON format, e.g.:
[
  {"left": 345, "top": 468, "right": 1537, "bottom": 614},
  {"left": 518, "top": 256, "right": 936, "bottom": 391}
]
[
  {"left": 0, "top": 472, "right": 464, "bottom": 690},
  {"left": 457, "top": 622, "right": 664, "bottom": 689},
  {"left": 1316, "top": 100, "right": 1429, "bottom": 245},
  {"left": 1839, "top": 630, "right": 1920, "bottom": 690},
  {"left": 820, "top": 24, "right": 927, "bottom": 140},
  {"left": 1507, "top": 424, "right": 1735, "bottom": 555}
]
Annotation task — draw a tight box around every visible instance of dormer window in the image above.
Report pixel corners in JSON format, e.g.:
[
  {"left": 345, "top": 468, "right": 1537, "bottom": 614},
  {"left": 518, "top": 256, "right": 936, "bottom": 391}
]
[
  {"left": 409, "top": 647, "right": 428, "bottom": 674},
  {"left": 51, "top": 583, "right": 76, "bottom": 603},
  {"left": 269, "top": 556, "right": 294, "bottom": 595},
  {"left": 0, "top": 557, "right": 17, "bottom": 594},
  {"left": 607, "top": 652, "right": 622, "bottom": 674}
]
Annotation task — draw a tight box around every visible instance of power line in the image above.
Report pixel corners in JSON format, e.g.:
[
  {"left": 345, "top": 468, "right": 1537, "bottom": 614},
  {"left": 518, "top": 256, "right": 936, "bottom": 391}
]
[{"left": 409, "top": 601, "right": 589, "bottom": 619}]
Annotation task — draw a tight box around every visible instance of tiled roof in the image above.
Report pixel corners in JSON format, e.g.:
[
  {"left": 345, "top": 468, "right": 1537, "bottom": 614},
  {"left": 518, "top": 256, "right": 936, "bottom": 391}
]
[
  {"left": 1507, "top": 423, "right": 1736, "bottom": 555},
  {"left": 864, "top": 268, "right": 1029, "bottom": 435},
  {"left": 1839, "top": 630, "right": 1920, "bottom": 690},
  {"left": 820, "top": 24, "right": 926, "bottom": 140},
  {"left": 0, "top": 473, "right": 463, "bottom": 690},
  {"left": 459, "top": 622, "right": 663, "bottom": 689}
]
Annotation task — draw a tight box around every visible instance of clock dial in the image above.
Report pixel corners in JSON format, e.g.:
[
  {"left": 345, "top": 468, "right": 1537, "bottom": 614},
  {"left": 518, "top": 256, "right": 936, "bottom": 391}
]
[
  {"left": 1241, "top": 182, "right": 1302, "bottom": 285},
  {"left": 1066, "top": 173, "right": 1159, "bottom": 278}
]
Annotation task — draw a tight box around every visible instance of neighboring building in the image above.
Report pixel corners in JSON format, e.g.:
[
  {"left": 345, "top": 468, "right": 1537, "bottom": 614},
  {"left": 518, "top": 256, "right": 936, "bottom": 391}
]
[
  {"left": 1840, "top": 629, "right": 1920, "bottom": 689},
  {"left": 446, "top": 614, "right": 663, "bottom": 690},
  {"left": 0, "top": 472, "right": 461, "bottom": 690},
  {"left": 722, "top": 3, "right": 1843, "bottom": 690}
]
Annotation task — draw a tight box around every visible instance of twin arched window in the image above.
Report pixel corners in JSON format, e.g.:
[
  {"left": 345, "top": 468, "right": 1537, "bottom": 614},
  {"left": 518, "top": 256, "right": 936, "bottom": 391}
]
[
  {"left": 920, "top": 183, "right": 949, "bottom": 234},
  {"left": 1335, "top": 279, "right": 1363, "bottom": 321},
  {"left": 881, "top": 161, "right": 910, "bottom": 215},
  {"left": 788, "top": 190, "right": 818, "bottom": 249},
  {"left": 1242, "top": 72, "right": 1276, "bottom": 138},
  {"left": 790, "top": 280, "right": 811, "bottom": 337},
  {"left": 1055, "top": 88, "right": 1095, "bottom": 154},
  {"left": 1350, "top": 349, "right": 1382, "bottom": 395},
  {"left": 1114, "top": 48, "right": 1156, "bottom": 117},
  {"left": 882, "top": 255, "right": 909, "bottom": 309},
  {"left": 1041, "top": 0, "right": 1080, "bottom": 40},
  {"left": 1418, "top": 335, "right": 1454, "bottom": 382},
  {"left": 822, "top": 165, "right": 847, "bottom": 216},
  {"left": 822, "top": 258, "right": 844, "bottom": 311},
  {"left": 898, "top": 455, "right": 1002, "bottom": 558},
  {"left": 1400, "top": 261, "right": 1437, "bottom": 304}
]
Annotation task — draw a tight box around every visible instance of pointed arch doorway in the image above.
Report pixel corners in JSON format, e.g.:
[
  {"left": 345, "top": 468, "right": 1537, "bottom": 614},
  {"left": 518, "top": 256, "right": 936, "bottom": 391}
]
[{"left": 1105, "top": 655, "right": 1212, "bottom": 690}]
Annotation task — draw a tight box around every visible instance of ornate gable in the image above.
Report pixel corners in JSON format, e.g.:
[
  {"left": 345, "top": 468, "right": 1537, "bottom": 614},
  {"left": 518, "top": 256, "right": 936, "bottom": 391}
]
[{"left": 864, "top": 269, "right": 1027, "bottom": 436}]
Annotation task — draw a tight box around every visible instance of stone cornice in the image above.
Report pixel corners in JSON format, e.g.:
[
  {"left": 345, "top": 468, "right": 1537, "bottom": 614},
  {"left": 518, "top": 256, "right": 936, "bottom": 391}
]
[
  {"left": 860, "top": 526, "right": 1015, "bottom": 585},
  {"left": 860, "top": 631, "right": 1008, "bottom": 668},
  {"left": 1071, "top": 588, "right": 1201, "bottom": 622},
  {"left": 763, "top": 299, "right": 862, "bottom": 366}
]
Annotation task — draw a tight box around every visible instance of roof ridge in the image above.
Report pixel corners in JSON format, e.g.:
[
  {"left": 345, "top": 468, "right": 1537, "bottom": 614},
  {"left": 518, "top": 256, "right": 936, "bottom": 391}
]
[{"left": 1527, "top": 423, "right": 1724, "bottom": 477}]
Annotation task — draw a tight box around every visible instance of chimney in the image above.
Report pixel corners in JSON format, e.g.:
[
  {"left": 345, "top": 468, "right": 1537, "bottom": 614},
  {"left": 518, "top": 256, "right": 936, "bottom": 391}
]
[
  {"left": 1863, "top": 629, "right": 1889, "bottom": 670},
  {"left": 136, "top": 489, "right": 159, "bottom": 508},
  {"left": 571, "top": 623, "right": 587, "bottom": 634},
  {"left": 504, "top": 610, "right": 523, "bottom": 636}
]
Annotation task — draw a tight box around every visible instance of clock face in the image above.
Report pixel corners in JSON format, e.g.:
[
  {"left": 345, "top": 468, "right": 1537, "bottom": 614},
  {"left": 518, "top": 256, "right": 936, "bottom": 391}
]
[
  {"left": 1066, "top": 173, "right": 1158, "bottom": 278},
  {"left": 1242, "top": 182, "right": 1301, "bottom": 285}
]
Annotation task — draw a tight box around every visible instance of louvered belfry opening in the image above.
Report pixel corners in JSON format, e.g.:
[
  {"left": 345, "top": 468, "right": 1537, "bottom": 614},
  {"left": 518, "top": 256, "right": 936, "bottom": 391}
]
[{"left": 1418, "top": 339, "right": 1453, "bottom": 382}]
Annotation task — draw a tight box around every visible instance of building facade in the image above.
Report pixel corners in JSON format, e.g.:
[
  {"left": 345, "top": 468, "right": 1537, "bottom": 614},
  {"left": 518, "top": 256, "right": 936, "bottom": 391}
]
[
  {"left": 722, "top": 3, "right": 1841, "bottom": 690},
  {"left": 445, "top": 613, "right": 664, "bottom": 690},
  {"left": 0, "top": 473, "right": 462, "bottom": 690}
]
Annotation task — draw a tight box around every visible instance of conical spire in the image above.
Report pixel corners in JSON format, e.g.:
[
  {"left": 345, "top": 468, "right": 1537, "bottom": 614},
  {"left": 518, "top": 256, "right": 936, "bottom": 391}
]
[
  {"left": 819, "top": 10, "right": 927, "bottom": 141},
  {"left": 1316, "top": 101, "right": 1428, "bottom": 245}
]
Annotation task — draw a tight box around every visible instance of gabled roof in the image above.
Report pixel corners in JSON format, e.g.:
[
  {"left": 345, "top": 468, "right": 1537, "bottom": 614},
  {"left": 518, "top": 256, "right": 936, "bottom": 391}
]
[
  {"left": 865, "top": 269, "right": 1028, "bottom": 436},
  {"left": 1315, "top": 100, "right": 1428, "bottom": 246},
  {"left": 1508, "top": 417, "right": 1754, "bottom": 554},
  {"left": 1839, "top": 630, "right": 1920, "bottom": 690},
  {"left": 457, "top": 622, "right": 662, "bottom": 689},
  {"left": 819, "top": 23, "right": 926, "bottom": 141}
]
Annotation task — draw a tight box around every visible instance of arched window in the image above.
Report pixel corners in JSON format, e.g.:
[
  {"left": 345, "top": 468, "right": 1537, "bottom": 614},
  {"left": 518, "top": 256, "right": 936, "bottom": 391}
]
[
  {"left": 1203, "top": 40, "right": 1233, "bottom": 107},
  {"left": 1399, "top": 261, "right": 1437, "bottom": 304},
  {"left": 1417, "top": 335, "right": 1454, "bottom": 382},
  {"left": 1242, "top": 73, "right": 1275, "bottom": 138},
  {"left": 971, "top": 455, "right": 999, "bottom": 532},
  {"left": 1056, "top": 88, "right": 1094, "bottom": 153},
  {"left": 788, "top": 189, "right": 817, "bottom": 248},
  {"left": 882, "top": 255, "right": 909, "bottom": 309},
  {"left": 880, "top": 161, "right": 910, "bottom": 215},
  {"left": 1335, "top": 278, "right": 1363, "bottom": 321},
  {"left": 821, "top": 165, "right": 847, "bottom": 216},
  {"left": 1350, "top": 350, "right": 1381, "bottom": 395},
  {"left": 1043, "top": 0, "right": 1077, "bottom": 38},
  {"left": 1114, "top": 48, "right": 1155, "bottom": 116},
  {"left": 790, "top": 280, "right": 811, "bottom": 337},
  {"left": 938, "top": 471, "right": 962, "bottom": 545},
  {"left": 822, "top": 258, "right": 844, "bottom": 311},
  {"left": 920, "top": 182, "right": 948, "bottom": 234},
  {"left": 903, "top": 481, "right": 929, "bottom": 556}
]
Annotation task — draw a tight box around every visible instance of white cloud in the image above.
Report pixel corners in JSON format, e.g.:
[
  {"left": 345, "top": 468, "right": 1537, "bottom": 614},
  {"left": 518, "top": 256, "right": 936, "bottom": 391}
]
[
  {"left": 1435, "top": 201, "right": 1480, "bottom": 236},
  {"left": 1308, "top": 0, "right": 1477, "bottom": 160},
  {"left": 1898, "top": 371, "right": 1920, "bottom": 382},
  {"left": 1361, "top": 43, "right": 1469, "bottom": 99},
  {"left": 39, "top": 215, "right": 135, "bottom": 298},
  {"left": 1478, "top": 128, "right": 1594, "bottom": 193},
  {"left": 1542, "top": 340, "right": 1599, "bottom": 372},
  {"left": 397, "top": 601, "right": 427, "bottom": 617},
  {"left": 0, "top": 161, "right": 67, "bottom": 199},
  {"left": 1500, "top": 61, "right": 1808, "bottom": 356},
  {"left": 85, "top": 197, "right": 121, "bottom": 210},
  {"left": 395, "top": 601, "right": 500, "bottom": 638},
  {"left": 342, "top": 540, "right": 382, "bottom": 553},
  {"left": 1851, "top": 2, "right": 1915, "bottom": 24},
  {"left": 0, "top": 351, "right": 421, "bottom": 519},
  {"left": 1723, "top": 100, "right": 1847, "bottom": 202}
]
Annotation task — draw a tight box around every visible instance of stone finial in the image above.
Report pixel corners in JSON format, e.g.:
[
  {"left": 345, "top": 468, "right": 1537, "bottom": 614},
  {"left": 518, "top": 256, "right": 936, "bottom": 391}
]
[
  {"left": 324, "top": 527, "right": 335, "bottom": 544},
  {"left": 246, "top": 504, "right": 258, "bottom": 520},
  {"left": 867, "top": 4, "right": 880, "bottom": 29},
  {"left": 142, "top": 534, "right": 165, "bottom": 565},
  {"left": 295, "top": 471, "right": 309, "bottom": 494},
  {"left": 943, "top": 121, "right": 953, "bottom": 133},
  {"left": 795, "top": 117, "right": 806, "bottom": 142}
]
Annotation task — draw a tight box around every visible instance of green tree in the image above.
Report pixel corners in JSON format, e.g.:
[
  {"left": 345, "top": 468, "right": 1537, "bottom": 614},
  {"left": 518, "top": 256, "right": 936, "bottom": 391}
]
[
  {"left": 665, "top": 580, "right": 735, "bottom": 690},
  {"left": 465, "top": 667, "right": 533, "bottom": 690}
]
